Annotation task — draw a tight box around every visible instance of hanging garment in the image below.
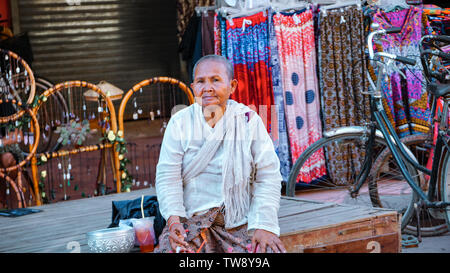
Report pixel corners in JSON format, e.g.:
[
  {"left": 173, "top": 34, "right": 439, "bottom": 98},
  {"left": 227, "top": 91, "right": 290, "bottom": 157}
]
[
  {"left": 372, "top": 7, "right": 431, "bottom": 137},
  {"left": 176, "top": 0, "right": 216, "bottom": 44},
  {"left": 273, "top": 9, "right": 325, "bottom": 184},
  {"left": 268, "top": 9, "right": 292, "bottom": 182},
  {"left": 179, "top": 14, "right": 202, "bottom": 81},
  {"left": 192, "top": 18, "right": 203, "bottom": 73},
  {"left": 318, "top": 6, "right": 371, "bottom": 185},
  {"left": 224, "top": 11, "right": 275, "bottom": 134},
  {"left": 214, "top": 13, "right": 227, "bottom": 56},
  {"left": 201, "top": 10, "right": 216, "bottom": 56}
]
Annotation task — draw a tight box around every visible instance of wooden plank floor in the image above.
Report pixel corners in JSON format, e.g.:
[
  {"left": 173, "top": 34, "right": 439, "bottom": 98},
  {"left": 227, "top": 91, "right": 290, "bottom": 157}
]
[
  {"left": 0, "top": 188, "right": 157, "bottom": 253},
  {"left": 0, "top": 189, "right": 397, "bottom": 253}
]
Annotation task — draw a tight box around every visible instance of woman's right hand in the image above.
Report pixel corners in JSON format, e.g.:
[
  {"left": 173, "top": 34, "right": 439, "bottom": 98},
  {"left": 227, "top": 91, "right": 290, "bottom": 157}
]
[{"left": 167, "top": 216, "right": 192, "bottom": 253}]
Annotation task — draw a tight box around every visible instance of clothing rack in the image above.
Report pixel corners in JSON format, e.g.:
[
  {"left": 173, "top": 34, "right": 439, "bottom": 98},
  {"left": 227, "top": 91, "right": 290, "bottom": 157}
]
[
  {"left": 217, "top": 6, "right": 242, "bottom": 17},
  {"left": 218, "top": 0, "right": 312, "bottom": 19},
  {"left": 320, "top": 0, "right": 361, "bottom": 12},
  {"left": 195, "top": 5, "right": 218, "bottom": 16},
  {"left": 308, "top": 0, "right": 337, "bottom": 4},
  {"left": 212, "top": 0, "right": 365, "bottom": 19},
  {"left": 272, "top": 1, "right": 310, "bottom": 13},
  {"left": 225, "top": 6, "right": 269, "bottom": 19}
]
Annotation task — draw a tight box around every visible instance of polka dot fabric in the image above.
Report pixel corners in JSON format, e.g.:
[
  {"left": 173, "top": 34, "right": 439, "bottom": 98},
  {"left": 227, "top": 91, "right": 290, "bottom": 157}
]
[{"left": 273, "top": 10, "right": 325, "bottom": 184}]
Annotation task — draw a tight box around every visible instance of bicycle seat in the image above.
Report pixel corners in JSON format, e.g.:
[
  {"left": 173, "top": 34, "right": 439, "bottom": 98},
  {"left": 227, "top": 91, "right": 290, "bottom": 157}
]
[{"left": 428, "top": 83, "right": 450, "bottom": 98}]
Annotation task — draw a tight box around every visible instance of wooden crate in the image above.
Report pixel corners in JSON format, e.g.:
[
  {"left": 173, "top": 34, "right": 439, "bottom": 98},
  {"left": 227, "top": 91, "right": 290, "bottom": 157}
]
[{"left": 279, "top": 196, "right": 401, "bottom": 253}]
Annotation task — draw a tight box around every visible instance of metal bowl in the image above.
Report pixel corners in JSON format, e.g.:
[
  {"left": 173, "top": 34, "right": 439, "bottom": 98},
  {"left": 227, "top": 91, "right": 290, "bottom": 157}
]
[{"left": 86, "top": 226, "right": 135, "bottom": 253}]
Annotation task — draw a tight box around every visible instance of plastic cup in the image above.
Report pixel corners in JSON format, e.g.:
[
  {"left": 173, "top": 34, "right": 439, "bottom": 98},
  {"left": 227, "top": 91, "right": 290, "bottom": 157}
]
[{"left": 132, "top": 217, "right": 155, "bottom": 253}]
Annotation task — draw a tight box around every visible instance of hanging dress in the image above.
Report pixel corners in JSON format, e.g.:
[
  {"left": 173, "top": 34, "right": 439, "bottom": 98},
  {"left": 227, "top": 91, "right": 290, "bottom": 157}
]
[
  {"left": 273, "top": 9, "right": 325, "bottom": 184},
  {"left": 318, "top": 6, "right": 371, "bottom": 185},
  {"left": 224, "top": 11, "right": 275, "bottom": 134},
  {"left": 372, "top": 7, "right": 431, "bottom": 137},
  {"left": 268, "top": 9, "right": 292, "bottom": 182}
]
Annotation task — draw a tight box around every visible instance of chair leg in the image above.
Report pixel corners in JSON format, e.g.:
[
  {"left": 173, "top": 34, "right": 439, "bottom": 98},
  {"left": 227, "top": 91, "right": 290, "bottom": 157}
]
[
  {"left": 30, "top": 157, "right": 41, "bottom": 206},
  {"left": 113, "top": 143, "right": 121, "bottom": 193},
  {"left": 1, "top": 174, "right": 23, "bottom": 208}
]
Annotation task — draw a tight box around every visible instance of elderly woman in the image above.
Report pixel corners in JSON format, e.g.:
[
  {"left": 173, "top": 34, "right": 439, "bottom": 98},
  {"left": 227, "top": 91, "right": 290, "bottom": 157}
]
[{"left": 154, "top": 55, "right": 285, "bottom": 253}]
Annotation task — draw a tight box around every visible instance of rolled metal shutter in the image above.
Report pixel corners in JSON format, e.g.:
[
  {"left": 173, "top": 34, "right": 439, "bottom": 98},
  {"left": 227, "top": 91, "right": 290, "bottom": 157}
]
[{"left": 17, "top": 0, "right": 180, "bottom": 120}]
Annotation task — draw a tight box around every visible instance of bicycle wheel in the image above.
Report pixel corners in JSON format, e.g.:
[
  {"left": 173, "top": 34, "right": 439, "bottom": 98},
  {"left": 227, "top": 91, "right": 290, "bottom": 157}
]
[
  {"left": 369, "top": 134, "right": 427, "bottom": 232},
  {"left": 440, "top": 147, "right": 450, "bottom": 232},
  {"left": 286, "top": 127, "right": 390, "bottom": 207},
  {"left": 405, "top": 134, "right": 448, "bottom": 236}
]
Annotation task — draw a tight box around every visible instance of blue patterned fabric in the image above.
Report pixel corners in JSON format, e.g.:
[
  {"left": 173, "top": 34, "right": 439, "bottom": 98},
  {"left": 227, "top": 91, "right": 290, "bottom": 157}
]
[{"left": 268, "top": 9, "right": 292, "bottom": 182}]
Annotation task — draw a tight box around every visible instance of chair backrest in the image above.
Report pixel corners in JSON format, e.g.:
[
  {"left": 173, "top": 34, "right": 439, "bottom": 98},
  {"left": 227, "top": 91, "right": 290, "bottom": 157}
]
[
  {"left": 32, "top": 80, "right": 119, "bottom": 150},
  {"left": 118, "top": 76, "right": 194, "bottom": 135},
  {"left": 33, "top": 77, "right": 68, "bottom": 154},
  {"left": 0, "top": 99, "right": 40, "bottom": 209},
  {"left": 116, "top": 77, "right": 194, "bottom": 192},
  {"left": 0, "top": 48, "right": 35, "bottom": 105},
  {"left": 29, "top": 80, "right": 121, "bottom": 205},
  {"left": 0, "top": 99, "right": 40, "bottom": 173}
]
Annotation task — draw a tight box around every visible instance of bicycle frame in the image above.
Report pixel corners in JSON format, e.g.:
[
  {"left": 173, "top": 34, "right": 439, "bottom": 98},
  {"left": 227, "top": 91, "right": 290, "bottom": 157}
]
[{"left": 351, "top": 27, "right": 450, "bottom": 209}]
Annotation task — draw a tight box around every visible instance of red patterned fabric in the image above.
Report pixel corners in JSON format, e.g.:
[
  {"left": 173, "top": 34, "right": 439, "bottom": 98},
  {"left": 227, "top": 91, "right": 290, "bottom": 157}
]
[
  {"left": 225, "top": 12, "right": 275, "bottom": 134},
  {"left": 273, "top": 10, "right": 325, "bottom": 183}
]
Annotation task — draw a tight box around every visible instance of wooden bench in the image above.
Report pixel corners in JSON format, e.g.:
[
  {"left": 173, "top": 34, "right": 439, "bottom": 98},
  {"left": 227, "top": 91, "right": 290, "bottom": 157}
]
[{"left": 279, "top": 196, "right": 400, "bottom": 253}]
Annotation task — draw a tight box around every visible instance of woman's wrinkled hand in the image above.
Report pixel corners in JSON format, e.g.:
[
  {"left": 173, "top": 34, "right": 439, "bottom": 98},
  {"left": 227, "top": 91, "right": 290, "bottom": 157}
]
[
  {"left": 251, "top": 229, "right": 287, "bottom": 253},
  {"left": 167, "top": 216, "right": 193, "bottom": 253}
]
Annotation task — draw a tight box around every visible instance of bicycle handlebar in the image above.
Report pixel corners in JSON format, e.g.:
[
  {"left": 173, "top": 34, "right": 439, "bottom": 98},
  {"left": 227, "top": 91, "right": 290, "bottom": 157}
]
[
  {"left": 394, "top": 55, "right": 417, "bottom": 66},
  {"left": 422, "top": 49, "right": 450, "bottom": 61},
  {"left": 374, "top": 52, "right": 416, "bottom": 66},
  {"left": 368, "top": 28, "right": 416, "bottom": 66},
  {"left": 421, "top": 34, "right": 450, "bottom": 45},
  {"left": 419, "top": 35, "right": 450, "bottom": 82},
  {"left": 384, "top": 27, "right": 402, "bottom": 34},
  {"left": 435, "top": 35, "right": 450, "bottom": 43}
]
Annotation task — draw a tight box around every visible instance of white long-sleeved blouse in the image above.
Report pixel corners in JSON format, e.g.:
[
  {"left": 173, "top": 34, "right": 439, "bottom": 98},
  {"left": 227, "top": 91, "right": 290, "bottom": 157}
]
[{"left": 155, "top": 100, "right": 282, "bottom": 236}]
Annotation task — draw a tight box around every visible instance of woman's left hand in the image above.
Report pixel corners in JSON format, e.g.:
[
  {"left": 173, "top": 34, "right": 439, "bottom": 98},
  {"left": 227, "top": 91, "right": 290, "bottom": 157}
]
[{"left": 251, "top": 229, "right": 286, "bottom": 253}]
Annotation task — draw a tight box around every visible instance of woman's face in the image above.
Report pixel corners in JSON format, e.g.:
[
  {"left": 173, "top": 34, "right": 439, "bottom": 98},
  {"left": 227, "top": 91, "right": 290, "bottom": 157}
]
[{"left": 191, "top": 60, "right": 237, "bottom": 110}]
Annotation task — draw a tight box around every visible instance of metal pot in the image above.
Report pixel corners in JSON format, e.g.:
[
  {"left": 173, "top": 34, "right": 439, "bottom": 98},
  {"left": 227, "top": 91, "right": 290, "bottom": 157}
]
[{"left": 86, "top": 226, "right": 135, "bottom": 253}]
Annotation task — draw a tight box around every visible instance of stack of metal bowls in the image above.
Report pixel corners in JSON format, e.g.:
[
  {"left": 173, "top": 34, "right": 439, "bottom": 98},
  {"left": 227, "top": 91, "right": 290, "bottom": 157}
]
[{"left": 86, "top": 226, "right": 135, "bottom": 253}]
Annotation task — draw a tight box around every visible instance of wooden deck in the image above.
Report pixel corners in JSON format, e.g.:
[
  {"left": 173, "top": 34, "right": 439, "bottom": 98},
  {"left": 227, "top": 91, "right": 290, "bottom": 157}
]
[
  {"left": 0, "top": 188, "right": 400, "bottom": 253},
  {"left": 0, "top": 188, "right": 156, "bottom": 253}
]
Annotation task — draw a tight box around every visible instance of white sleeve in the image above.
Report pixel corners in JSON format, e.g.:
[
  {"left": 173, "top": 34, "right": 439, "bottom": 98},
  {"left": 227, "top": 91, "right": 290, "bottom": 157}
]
[
  {"left": 247, "top": 115, "right": 282, "bottom": 236},
  {"left": 155, "top": 117, "right": 187, "bottom": 220}
]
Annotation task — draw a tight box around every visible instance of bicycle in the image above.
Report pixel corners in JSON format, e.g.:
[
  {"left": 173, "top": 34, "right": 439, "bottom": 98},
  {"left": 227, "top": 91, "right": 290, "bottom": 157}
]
[
  {"left": 286, "top": 23, "right": 450, "bottom": 234},
  {"left": 374, "top": 34, "right": 450, "bottom": 236}
]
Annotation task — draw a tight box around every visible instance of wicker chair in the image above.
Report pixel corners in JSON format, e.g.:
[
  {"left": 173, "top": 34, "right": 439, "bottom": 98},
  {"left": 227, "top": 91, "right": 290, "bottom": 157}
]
[
  {"left": 0, "top": 100, "right": 40, "bottom": 208},
  {"left": 117, "top": 77, "right": 194, "bottom": 191},
  {"left": 30, "top": 81, "right": 120, "bottom": 206}
]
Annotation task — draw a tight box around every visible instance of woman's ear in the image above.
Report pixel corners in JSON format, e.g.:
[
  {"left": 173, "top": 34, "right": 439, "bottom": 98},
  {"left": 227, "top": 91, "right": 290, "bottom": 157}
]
[{"left": 230, "top": 79, "right": 238, "bottom": 94}]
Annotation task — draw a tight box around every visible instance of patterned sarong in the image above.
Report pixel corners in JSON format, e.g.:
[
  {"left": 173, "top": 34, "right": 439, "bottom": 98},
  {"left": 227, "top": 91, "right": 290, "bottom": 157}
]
[{"left": 154, "top": 207, "right": 253, "bottom": 253}]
